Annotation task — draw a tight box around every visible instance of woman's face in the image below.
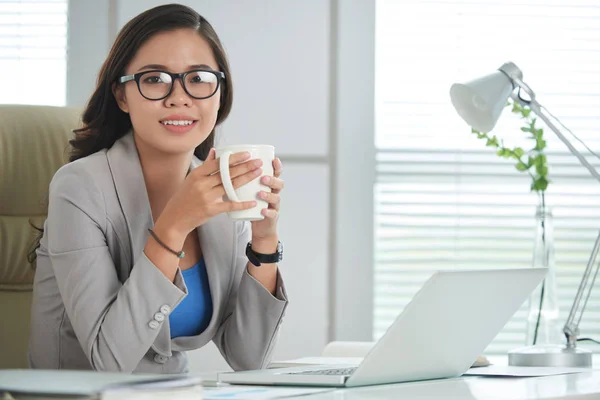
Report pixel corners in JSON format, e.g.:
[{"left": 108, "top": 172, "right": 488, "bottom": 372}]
[{"left": 115, "top": 28, "right": 221, "bottom": 156}]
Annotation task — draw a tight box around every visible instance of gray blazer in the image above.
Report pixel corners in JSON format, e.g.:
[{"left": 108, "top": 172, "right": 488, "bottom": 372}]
[{"left": 28, "top": 132, "right": 288, "bottom": 374}]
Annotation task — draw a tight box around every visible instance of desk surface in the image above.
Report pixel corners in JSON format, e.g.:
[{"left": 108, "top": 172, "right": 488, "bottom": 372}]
[
  {"left": 293, "top": 371, "right": 600, "bottom": 399},
  {"left": 282, "top": 355, "right": 600, "bottom": 399}
]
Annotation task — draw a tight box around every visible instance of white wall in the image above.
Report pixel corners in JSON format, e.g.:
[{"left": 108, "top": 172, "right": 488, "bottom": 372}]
[{"left": 67, "top": 0, "right": 374, "bottom": 373}]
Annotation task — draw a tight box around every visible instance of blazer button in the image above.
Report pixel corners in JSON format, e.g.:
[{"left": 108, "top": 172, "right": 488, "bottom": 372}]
[
  {"left": 154, "top": 312, "right": 165, "bottom": 322},
  {"left": 160, "top": 305, "right": 171, "bottom": 315},
  {"left": 154, "top": 354, "right": 168, "bottom": 364},
  {"left": 148, "top": 320, "right": 160, "bottom": 329}
]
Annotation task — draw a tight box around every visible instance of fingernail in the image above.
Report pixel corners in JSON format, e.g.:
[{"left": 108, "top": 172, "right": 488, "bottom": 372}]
[
  {"left": 262, "top": 176, "right": 271, "bottom": 184},
  {"left": 254, "top": 159, "right": 263, "bottom": 167},
  {"left": 259, "top": 191, "right": 267, "bottom": 200}
]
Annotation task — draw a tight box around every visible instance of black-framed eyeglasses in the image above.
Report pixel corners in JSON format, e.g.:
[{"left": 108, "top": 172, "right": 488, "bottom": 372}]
[{"left": 118, "top": 69, "right": 226, "bottom": 101}]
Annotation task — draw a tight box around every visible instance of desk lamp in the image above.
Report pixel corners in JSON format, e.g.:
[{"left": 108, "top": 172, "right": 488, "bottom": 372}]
[{"left": 449, "top": 62, "right": 599, "bottom": 367}]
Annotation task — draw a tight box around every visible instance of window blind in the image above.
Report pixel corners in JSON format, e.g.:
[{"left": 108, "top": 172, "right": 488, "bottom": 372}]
[
  {"left": 374, "top": 0, "right": 600, "bottom": 354},
  {"left": 0, "top": 0, "right": 68, "bottom": 106}
]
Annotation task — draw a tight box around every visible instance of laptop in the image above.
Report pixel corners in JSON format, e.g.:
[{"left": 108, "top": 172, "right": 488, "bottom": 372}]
[{"left": 218, "top": 268, "right": 546, "bottom": 387}]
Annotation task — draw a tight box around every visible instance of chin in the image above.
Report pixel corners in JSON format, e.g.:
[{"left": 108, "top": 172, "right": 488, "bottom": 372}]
[{"left": 156, "top": 132, "right": 209, "bottom": 155}]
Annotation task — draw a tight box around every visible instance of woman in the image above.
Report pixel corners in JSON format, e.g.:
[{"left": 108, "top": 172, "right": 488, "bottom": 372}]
[{"left": 28, "top": 3, "right": 287, "bottom": 374}]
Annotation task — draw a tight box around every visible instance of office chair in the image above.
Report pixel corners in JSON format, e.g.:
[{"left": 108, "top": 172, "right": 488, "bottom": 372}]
[{"left": 0, "top": 105, "right": 80, "bottom": 368}]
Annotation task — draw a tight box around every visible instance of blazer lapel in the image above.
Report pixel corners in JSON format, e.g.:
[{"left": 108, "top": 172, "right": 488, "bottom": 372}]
[
  {"left": 106, "top": 132, "right": 175, "bottom": 356},
  {"left": 106, "top": 132, "right": 154, "bottom": 268}
]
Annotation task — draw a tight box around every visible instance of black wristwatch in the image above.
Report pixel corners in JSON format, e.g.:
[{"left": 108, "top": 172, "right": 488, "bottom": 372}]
[{"left": 246, "top": 241, "right": 283, "bottom": 267}]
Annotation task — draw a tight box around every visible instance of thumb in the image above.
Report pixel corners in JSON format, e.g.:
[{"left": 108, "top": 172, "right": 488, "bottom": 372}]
[{"left": 206, "top": 147, "right": 216, "bottom": 161}]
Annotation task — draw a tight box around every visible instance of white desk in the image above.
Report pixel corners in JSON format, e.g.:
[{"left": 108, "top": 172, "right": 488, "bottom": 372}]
[
  {"left": 276, "top": 355, "right": 600, "bottom": 399},
  {"left": 292, "top": 371, "right": 600, "bottom": 399}
]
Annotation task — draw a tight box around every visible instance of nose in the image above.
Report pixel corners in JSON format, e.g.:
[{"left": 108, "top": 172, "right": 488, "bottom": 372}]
[{"left": 165, "top": 77, "right": 192, "bottom": 107}]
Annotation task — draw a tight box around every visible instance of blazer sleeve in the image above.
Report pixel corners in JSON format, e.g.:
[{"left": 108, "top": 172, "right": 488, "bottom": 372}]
[
  {"left": 212, "top": 221, "right": 288, "bottom": 371},
  {"left": 46, "top": 164, "right": 188, "bottom": 372}
]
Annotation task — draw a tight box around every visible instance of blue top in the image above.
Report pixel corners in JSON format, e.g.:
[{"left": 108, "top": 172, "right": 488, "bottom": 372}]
[{"left": 169, "top": 259, "right": 213, "bottom": 338}]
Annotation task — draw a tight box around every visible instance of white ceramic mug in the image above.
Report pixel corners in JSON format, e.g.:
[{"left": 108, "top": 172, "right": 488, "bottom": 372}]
[{"left": 215, "top": 144, "right": 275, "bottom": 221}]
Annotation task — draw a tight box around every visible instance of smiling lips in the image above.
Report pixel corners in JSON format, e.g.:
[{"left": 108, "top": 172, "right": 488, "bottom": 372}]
[{"left": 159, "top": 115, "right": 198, "bottom": 134}]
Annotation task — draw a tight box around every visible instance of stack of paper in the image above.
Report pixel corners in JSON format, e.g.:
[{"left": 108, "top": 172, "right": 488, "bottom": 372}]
[{"left": 0, "top": 369, "right": 203, "bottom": 399}]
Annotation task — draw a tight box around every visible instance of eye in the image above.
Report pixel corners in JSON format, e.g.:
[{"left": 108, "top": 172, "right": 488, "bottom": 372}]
[
  {"left": 142, "top": 72, "right": 171, "bottom": 84},
  {"left": 187, "top": 71, "right": 217, "bottom": 85},
  {"left": 144, "top": 76, "right": 162, "bottom": 84}
]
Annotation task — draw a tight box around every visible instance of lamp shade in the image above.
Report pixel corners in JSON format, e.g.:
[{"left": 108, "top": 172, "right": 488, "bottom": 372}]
[{"left": 450, "top": 70, "right": 515, "bottom": 133}]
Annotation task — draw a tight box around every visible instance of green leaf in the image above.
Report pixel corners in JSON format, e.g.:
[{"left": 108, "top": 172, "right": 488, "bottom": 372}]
[
  {"left": 530, "top": 178, "right": 548, "bottom": 192},
  {"left": 534, "top": 154, "right": 545, "bottom": 166},
  {"left": 534, "top": 138, "right": 546, "bottom": 151},
  {"left": 516, "top": 162, "right": 529, "bottom": 171},
  {"left": 471, "top": 128, "right": 479, "bottom": 134},
  {"left": 514, "top": 147, "right": 525, "bottom": 158},
  {"left": 522, "top": 108, "right": 531, "bottom": 117},
  {"left": 521, "top": 127, "right": 532, "bottom": 132},
  {"left": 496, "top": 149, "right": 505, "bottom": 157},
  {"left": 535, "top": 177, "right": 549, "bottom": 191},
  {"left": 486, "top": 137, "right": 499, "bottom": 147}
]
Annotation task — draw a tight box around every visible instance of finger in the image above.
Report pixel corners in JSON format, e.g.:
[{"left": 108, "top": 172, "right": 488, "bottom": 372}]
[
  {"left": 228, "top": 158, "right": 263, "bottom": 180},
  {"left": 206, "top": 147, "right": 216, "bottom": 161},
  {"left": 217, "top": 200, "right": 257, "bottom": 214},
  {"left": 273, "top": 157, "right": 283, "bottom": 178},
  {"left": 258, "top": 191, "right": 280, "bottom": 207},
  {"left": 261, "top": 208, "right": 279, "bottom": 219},
  {"left": 199, "top": 151, "right": 252, "bottom": 177},
  {"left": 210, "top": 167, "right": 263, "bottom": 197},
  {"left": 261, "top": 176, "right": 284, "bottom": 192},
  {"left": 204, "top": 158, "right": 262, "bottom": 189}
]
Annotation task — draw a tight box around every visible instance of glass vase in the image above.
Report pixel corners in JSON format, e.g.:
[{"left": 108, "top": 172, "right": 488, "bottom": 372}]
[{"left": 525, "top": 204, "right": 563, "bottom": 346}]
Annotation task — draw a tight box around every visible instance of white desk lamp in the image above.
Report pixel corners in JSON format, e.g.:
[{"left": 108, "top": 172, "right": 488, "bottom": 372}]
[{"left": 449, "top": 62, "right": 599, "bottom": 367}]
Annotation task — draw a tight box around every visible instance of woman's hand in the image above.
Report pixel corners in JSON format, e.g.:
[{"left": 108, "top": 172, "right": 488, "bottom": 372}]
[
  {"left": 155, "top": 148, "right": 263, "bottom": 239},
  {"left": 250, "top": 157, "right": 284, "bottom": 243}
]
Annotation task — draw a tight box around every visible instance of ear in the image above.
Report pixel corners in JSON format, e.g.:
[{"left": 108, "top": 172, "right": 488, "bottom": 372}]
[{"left": 112, "top": 82, "right": 129, "bottom": 113}]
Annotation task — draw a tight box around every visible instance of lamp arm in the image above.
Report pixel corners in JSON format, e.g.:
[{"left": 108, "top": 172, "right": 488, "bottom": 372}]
[
  {"left": 522, "top": 96, "right": 600, "bottom": 348},
  {"left": 562, "top": 231, "right": 600, "bottom": 348}
]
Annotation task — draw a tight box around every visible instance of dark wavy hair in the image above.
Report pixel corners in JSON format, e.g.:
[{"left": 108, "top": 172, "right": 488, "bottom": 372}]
[
  {"left": 71, "top": 3, "right": 233, "bottom": 162},
  {"left": 28, "top": 4, "right": 233, "bottom": 263}
]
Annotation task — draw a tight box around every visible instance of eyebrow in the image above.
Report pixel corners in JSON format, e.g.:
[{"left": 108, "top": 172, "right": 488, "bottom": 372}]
[{"left": 136, "top": 64, "right": 216, "bottom": 72}]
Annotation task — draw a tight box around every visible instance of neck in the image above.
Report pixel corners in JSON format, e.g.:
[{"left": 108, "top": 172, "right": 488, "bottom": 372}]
[{"left": 136, "top": 136, "right": 193, "bottom": 220}]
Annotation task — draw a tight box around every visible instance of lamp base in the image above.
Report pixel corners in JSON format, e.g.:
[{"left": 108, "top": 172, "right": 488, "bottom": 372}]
[{"left": 508, "top": 344, "right": 592, "bottom": 367}]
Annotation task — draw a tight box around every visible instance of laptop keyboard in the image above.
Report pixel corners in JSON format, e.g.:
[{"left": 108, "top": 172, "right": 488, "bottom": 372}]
[{"left": 286, "top": 367, "right": 357, "bottom": 376}]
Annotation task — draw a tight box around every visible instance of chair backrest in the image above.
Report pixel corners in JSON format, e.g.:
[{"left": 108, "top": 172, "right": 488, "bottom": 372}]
[{"left": 0, "top": 105, "right": 81, "bottom": 368}]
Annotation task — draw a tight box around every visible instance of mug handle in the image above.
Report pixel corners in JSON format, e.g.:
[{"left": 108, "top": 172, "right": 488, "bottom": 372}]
[{"left": 219, "top": 151, "right": 241, "bottom": 202}]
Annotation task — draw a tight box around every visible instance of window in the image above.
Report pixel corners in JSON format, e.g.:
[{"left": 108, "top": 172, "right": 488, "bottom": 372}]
[
  {"left": 0, "top": 0, "right": 68, "bottom": 106},
  {"left": 374, "top": 0, "right": 600, "bottom": 354}
]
